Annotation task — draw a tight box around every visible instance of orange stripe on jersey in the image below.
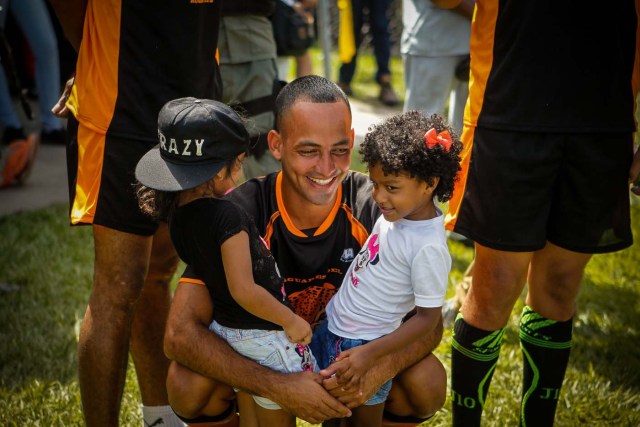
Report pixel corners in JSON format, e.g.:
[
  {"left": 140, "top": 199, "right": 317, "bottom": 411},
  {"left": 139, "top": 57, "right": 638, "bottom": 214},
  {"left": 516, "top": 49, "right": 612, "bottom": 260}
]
[
  {"left": 275, "top": 172, "right": 306, "bottom": 237},
  {"left": 263, "top": 210, "right": 281, "bottom": 248},
  {"left": 463, "top": 0, "right": 498, "bottom": 129},
  {"left": 315, "top": 186, "right": 343, "bottom": 235},
  {"left": 341, "top": 203, "right": 369, "bottom": 247},
  {"left": 446, "top": 2, "right": 498, "bottom": 231},
  {"left": 274, "top": 172, "right": 344, "bottom": 237},
  {"left": 445, "top": 126, "right": 476, "bottom": 231},
  {"left": 179, "top": 277, "right": 206, "bottom": 286},
  {"left": 70, "top": 122, "right": 105, "bottom": 224},
  {"left": 66, "top": 0, "right": 121, "bottom": 134}
]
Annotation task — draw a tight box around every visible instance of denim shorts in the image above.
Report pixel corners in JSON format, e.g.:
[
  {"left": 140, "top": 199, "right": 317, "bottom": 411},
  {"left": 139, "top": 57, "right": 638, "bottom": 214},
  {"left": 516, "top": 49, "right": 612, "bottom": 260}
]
[
  {"left": 210, "top": 321, "right": 318, "bottom": 409},
  {"left": 310, "top": 320, "right": 392, "bottom": 406}
]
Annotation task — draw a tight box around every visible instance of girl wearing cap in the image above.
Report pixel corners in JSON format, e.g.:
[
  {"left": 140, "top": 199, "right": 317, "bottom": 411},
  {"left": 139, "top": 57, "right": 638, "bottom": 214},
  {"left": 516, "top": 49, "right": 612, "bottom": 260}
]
[
  {"left": 136, "top": 97, "right": 315, "bottom": 427},
  {"left": 309, "top": 111, "right": 462, "bottom": 427}
]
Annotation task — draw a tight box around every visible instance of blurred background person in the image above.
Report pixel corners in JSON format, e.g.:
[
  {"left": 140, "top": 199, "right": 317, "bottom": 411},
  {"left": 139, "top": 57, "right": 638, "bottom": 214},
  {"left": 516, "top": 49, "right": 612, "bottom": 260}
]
[
  {"left": 401, "top": 0, "right": 474, "bottom": 133},
  {"left": 337, "top": 0, "right": 399, "bottom": 106}
]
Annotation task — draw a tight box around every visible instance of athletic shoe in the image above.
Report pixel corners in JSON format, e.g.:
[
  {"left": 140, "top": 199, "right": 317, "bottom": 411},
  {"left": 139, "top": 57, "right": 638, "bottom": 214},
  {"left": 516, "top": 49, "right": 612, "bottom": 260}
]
[
  {"left": 443, "top": 275, "right": 471, "bottom": 329},
  {"left": 442, "top": 297, "right": 461, "bottom": 329},
  {"left": 378, "top": 82, "right": 398, "bottom": 106},
  {"left": 0, "top": 132, "right": 40, "bottom": 189},
  {"left": 338, "top": 81, "right": 353, "bottom": 96}
]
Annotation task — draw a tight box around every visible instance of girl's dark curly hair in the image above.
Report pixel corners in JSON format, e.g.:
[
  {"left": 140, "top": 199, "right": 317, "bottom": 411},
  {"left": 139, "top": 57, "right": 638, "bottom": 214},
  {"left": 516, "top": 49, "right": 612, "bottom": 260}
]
[
  {"left": 359, "top": 111, "right": 463, "bottom": 203},
  {"left": 136, "top": 156, "right": 240, "bottom": 221}
]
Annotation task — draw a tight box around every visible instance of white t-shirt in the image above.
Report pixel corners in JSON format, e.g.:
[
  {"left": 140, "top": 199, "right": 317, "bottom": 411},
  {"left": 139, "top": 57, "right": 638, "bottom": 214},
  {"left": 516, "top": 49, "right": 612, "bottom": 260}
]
[{"left": 327, "top": 210, "right": 450, "bottom": 341}]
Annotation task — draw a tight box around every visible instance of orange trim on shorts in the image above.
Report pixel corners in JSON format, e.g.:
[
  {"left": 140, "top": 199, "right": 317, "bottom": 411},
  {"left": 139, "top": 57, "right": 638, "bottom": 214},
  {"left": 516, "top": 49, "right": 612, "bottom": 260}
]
[
  {"left": 274, "top": 171, "right": 344, "bottom": 237},
  {"left": 70, "top": 123, "right": 105, "bottom": 225},
  {"left": 67, "top": 1, "right": 122, "bottom": 225},
  {"left": 179, "top": 277, "right": 206, "bottom": 286}
]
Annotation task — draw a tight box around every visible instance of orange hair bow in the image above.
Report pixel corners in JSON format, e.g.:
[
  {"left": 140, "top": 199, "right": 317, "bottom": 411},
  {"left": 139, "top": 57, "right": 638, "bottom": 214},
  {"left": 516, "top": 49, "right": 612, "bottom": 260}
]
[{"left": 424, "top": 128, "right": 452, "bottom": 151}]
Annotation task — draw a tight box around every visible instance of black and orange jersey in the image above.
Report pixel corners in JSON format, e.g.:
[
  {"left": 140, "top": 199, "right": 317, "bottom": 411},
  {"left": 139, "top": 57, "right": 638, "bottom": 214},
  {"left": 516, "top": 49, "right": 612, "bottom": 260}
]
[
  {"left": 226, "top": 171, "right": 380, "bottom": 328},
  {"left": 464, "top": 0, "right": 638, "bottom": 134},
  {"left": 446, "top": 0, "right": 639, "bottom": 232},
  {"left": 67, "top": 0, "right": 222, "bottom": 143}
]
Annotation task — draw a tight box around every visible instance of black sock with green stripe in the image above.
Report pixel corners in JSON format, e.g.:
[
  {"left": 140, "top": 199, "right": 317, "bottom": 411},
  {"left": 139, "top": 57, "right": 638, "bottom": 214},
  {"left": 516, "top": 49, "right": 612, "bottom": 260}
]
[
  {"left": 451, "top": 314, "right": 505, "bottom": 427},
  {"left": 519, "top": 306, "right": 573, "bottom": 427}
]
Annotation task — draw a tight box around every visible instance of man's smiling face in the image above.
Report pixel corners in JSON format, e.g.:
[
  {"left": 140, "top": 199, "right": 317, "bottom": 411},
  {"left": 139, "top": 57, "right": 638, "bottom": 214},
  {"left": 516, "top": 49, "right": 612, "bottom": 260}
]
[{"left": 270, "top": 100, "right": 354, "bottom": 207}]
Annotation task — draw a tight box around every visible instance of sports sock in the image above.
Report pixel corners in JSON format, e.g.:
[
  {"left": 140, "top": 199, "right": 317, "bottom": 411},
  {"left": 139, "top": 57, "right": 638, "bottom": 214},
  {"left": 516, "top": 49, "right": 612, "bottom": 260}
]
[
  {"left": 141, "top": 404, "right": 186, "bottom": 427},
  {"left": 451, "top": 314, "right": 504, "bottom": 427},
  {"left": 519, "top": 306, "right": 572, "bottom": 427}
]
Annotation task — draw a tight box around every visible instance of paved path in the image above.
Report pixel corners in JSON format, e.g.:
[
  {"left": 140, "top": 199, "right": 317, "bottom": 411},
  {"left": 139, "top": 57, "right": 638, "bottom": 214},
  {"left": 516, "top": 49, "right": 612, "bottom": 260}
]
[{"left": 0, "top": 99, "right": 400, "bottom": 217}]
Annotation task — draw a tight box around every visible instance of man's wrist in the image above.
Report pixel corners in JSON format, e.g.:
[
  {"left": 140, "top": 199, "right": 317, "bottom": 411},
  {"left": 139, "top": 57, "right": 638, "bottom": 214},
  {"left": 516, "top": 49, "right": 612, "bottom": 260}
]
[{"left": 250, "top": 369, "right": 290, "bottom": 403}]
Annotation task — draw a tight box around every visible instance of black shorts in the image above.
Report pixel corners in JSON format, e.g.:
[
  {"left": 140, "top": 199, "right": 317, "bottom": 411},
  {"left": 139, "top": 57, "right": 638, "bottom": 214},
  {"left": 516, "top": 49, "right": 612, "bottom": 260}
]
[
  {"left": 66, "top": 116, "right": 159, "bottom": 236},
  {"left": 448, "top": 127, "right": 633, "bottom": 254}
]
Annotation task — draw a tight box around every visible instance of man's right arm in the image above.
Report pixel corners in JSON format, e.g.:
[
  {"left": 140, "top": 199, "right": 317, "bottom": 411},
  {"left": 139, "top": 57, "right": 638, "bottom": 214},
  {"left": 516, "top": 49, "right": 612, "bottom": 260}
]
[
  {"left": 165, "top": 281, "right": 351, "bottom": 424},
  {"left": 48, "top": 0, "right": 87, "bottom": 52}
]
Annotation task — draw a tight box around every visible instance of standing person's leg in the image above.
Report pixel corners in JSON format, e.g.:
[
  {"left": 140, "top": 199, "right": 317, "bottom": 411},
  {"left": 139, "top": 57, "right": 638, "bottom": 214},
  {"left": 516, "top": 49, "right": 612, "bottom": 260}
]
[
  {"left": 448, "top": 63, "right": 469, "bottom": 134},
  {"left": 10, "top": 0, "right": 63, "bottom": 134},
  {"left": 402, "top": 55, "right": 456, "bottom": 117},
  {"left": 78, "top": 225, "right": 154, "bottom": 426},
  {"left": 368, "top": 0, "right": 397, "bottom": 105},
  {"left": 68, "top": 117, "right": 184, "bottom": 426},
  {"left": 130, "top": 222, "right": 181, "bottom": 424},
  {"left": 295, "top": 51, "right": 313, "bottom": 77},
  {"left": 338, "top": 0, "right": 364, "bottom": 90},
  {"left": 518, "top": 243, "right": 590, "bottom": 427},
  {"left": 0, "top": 69, "right": 22, "bottom": 131},
  {"left": 515, "top": 131, "right": 634, "bottom": 425},
  {"left": 368, "top": 0, "right": 392, "bottom": 83},
  {"left": 0, "top": 65, "right": 39, "bottom": 188},
  {"left": 451, "top": 245, "right": 532, "bottom": 427}
]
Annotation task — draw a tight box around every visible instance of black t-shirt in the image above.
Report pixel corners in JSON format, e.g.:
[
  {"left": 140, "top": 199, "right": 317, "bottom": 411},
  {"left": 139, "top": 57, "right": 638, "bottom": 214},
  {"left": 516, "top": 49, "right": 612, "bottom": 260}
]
[
  {"left": 171, "top": 198, "right": 286, "bottom": 330},
  {"left": 226, "top": 171, "right": 380, "bottom": 328},
  {"left": 470, "top": 0, "right": 637, "bottom": 133}
]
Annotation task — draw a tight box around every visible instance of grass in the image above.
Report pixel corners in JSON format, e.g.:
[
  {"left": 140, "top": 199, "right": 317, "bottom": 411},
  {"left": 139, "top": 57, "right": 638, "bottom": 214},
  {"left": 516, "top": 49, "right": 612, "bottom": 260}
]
[
  {"left": 2, "top": 191, "right": 639, "bottom": 426},
  {"left": 2, "top": 47, "right": 639, "bottom": 426}
]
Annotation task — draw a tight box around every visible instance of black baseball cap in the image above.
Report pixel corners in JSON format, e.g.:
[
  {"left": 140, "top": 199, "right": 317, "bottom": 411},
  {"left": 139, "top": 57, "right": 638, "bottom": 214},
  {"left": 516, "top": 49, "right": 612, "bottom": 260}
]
[{"left": 135, "top": 97, "right": 249, "bottom": 192}]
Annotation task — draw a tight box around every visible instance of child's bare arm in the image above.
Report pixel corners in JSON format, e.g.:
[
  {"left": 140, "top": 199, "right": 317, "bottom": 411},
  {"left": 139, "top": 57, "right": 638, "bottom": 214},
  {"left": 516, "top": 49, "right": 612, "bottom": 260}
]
[{"left": 221, "top": 231, "right": 312, "bottom": 345}]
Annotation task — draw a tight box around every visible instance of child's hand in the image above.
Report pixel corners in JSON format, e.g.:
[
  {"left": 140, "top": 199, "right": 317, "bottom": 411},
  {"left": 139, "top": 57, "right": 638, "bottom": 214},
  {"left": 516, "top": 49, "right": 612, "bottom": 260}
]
[
  {"left": 321, "top": 346, "right": 375, "bottom": 393},
  {"left": 284, "top": 314, "right": 312, "bottom": 346}
]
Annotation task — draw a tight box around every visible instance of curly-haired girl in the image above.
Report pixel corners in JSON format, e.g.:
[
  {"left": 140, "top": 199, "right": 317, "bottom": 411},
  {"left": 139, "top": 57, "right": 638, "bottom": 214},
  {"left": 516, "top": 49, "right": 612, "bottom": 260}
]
[{"left": 311, "top": 111, "right": 463, "bottom": 427}]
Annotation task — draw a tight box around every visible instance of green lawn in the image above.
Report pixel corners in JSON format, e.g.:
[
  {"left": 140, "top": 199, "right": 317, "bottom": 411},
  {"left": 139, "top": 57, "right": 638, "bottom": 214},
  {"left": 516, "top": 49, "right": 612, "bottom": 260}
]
[
  {"left": 1, "top": 196, "right": 638, "bottom": 426},
  {"left": 2, "top": 47, "right": 639, "bottom": 426}
]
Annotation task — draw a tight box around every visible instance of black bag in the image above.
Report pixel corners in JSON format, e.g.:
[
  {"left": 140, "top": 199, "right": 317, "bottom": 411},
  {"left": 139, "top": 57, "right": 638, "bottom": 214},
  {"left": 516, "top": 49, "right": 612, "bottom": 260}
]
[{"left": 272, "top": 1, "right": 314, "bottom": 57}]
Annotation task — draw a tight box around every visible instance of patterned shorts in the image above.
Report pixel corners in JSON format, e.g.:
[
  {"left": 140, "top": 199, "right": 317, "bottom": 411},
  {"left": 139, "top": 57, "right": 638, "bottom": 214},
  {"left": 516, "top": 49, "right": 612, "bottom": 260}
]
[{"left": 210, "top": 321, "right": 318, "bottom": 410}]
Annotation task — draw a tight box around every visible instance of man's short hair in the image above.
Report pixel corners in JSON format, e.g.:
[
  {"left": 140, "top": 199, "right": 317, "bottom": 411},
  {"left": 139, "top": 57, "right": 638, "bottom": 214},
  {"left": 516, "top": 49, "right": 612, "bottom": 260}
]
[{"left": 275, "top": 75, "right": 351, "bottom": 131}]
